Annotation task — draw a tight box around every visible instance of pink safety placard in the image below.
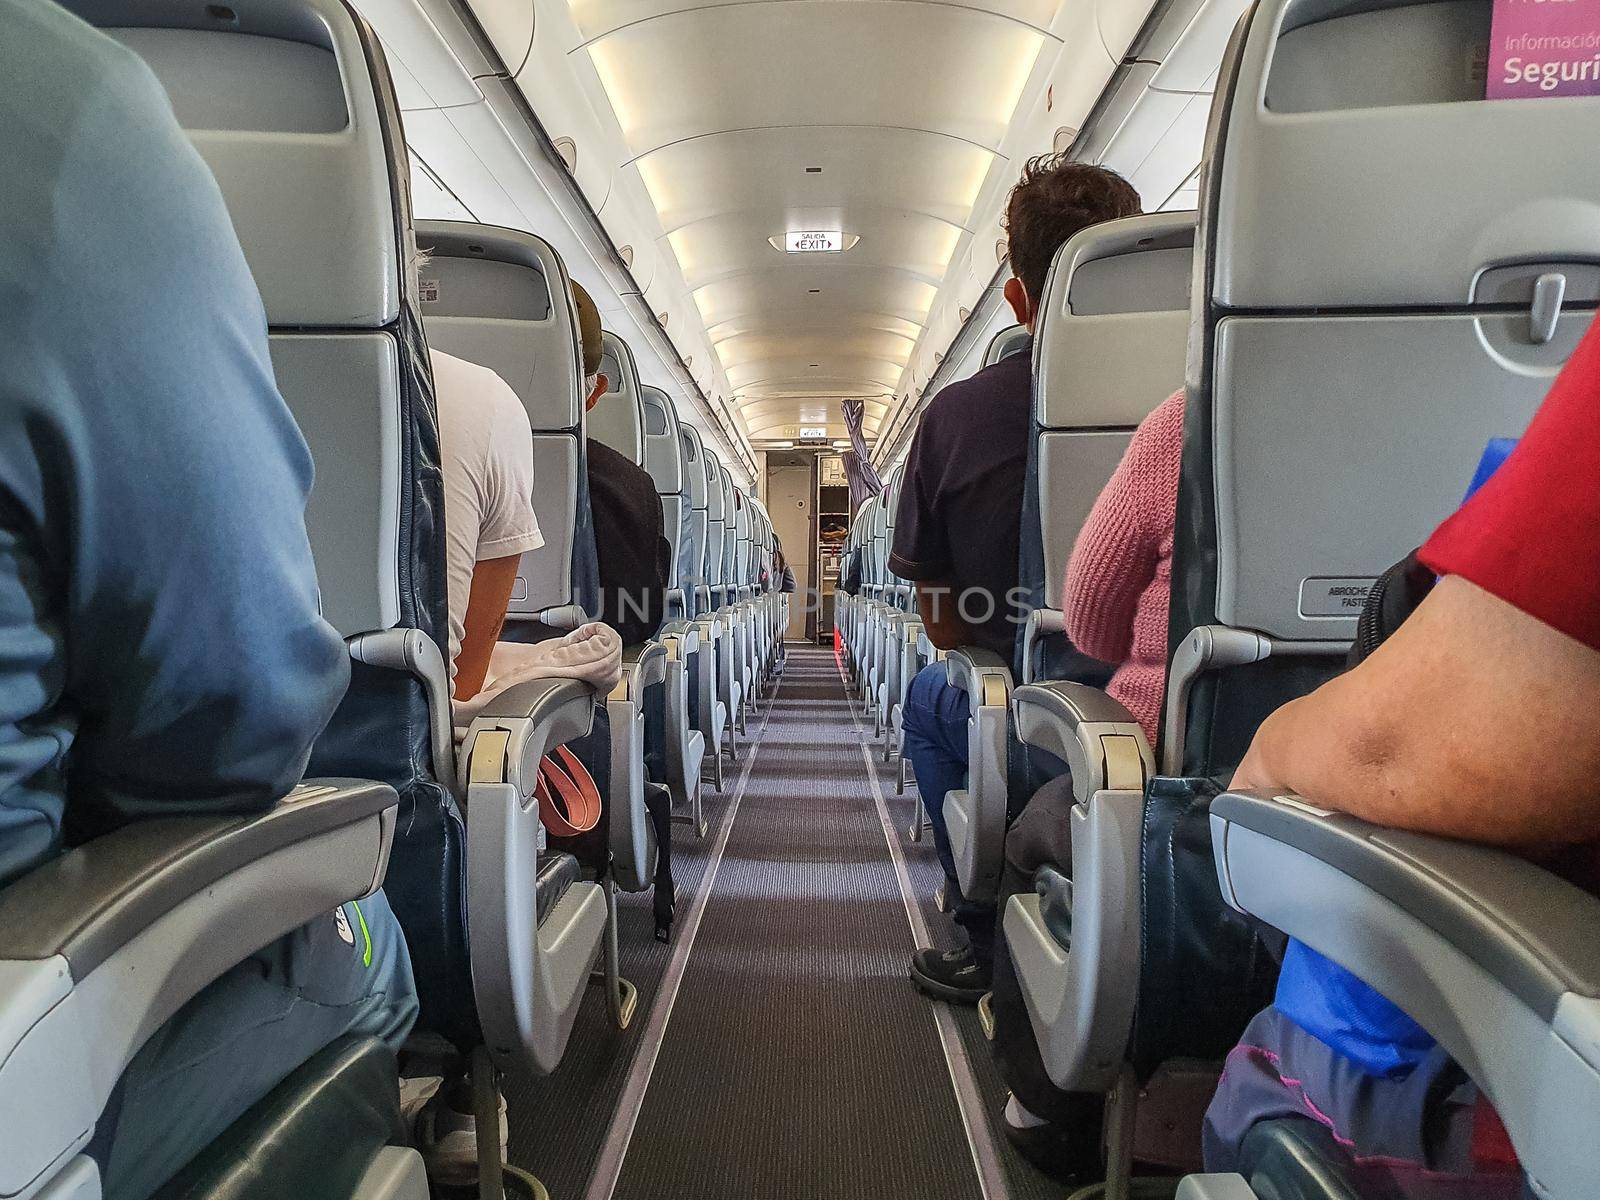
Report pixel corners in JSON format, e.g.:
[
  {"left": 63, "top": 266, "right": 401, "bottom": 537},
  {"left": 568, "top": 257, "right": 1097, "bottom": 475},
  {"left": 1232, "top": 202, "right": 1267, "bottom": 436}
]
[{"left": 1488, "top": 0, "right": 1600, "bottom": 99}]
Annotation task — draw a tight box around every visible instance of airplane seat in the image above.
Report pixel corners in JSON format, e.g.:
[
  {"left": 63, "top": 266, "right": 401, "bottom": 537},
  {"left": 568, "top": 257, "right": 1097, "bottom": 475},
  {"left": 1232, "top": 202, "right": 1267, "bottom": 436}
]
[
  {"left": 679, "top": 424, "right": 711, "bottom": 621},
  {"left": 1136, "top": 0, "right": 1600, "bottom": 1187},
  {"left": 995, "top": 211, "right": 1202, "bottom": 1114},
  {"left": 714, "top": 464, "right": 748, "bottom": 738},
  {"left": 642, "top": 384, "right": 708, "bottom": 837},
  {"left": 875, "top": 464, "right": 914, "bottom": 751},
  {"left": 701, "top": 448, "right": 740, "bottom": 762},
  {"left": 682, "top": 427, "right": 730, "bottom": 788},
  {"left": 864, "top": 479, "right": 895, "bottom": 732},
  {"left": 71, "top": 0, "right": 527, "bottom": 1087},
  {"left": 417, "top": 225, "right": 655, "bottom": 1031}
]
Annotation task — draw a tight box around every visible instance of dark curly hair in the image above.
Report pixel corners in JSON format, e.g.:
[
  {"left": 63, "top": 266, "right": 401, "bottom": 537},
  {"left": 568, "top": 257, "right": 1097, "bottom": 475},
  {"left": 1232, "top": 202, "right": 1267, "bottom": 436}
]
[{"left": 1004, "top": 154, "right": 1142, "bottom": 309}]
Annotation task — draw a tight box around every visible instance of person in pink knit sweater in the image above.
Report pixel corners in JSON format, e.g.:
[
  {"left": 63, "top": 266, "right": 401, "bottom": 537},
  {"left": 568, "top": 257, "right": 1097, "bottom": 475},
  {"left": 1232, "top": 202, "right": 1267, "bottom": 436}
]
[{"left": 1062, "top": 386, "right": 1186, "bottom": 746}]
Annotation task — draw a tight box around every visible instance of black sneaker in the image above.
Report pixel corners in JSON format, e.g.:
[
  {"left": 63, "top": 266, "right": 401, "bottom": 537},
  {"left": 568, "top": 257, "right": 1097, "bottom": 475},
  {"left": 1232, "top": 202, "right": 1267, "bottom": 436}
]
[{"left": 910, "top": 945, "right": 991, "bottom": 1004}]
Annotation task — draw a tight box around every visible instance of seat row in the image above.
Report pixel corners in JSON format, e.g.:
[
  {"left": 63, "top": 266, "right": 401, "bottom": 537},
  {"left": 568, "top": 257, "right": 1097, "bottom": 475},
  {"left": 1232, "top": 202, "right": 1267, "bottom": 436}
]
[{"left": 846, "top": 0, "right": 1600, "bottom": 1194}]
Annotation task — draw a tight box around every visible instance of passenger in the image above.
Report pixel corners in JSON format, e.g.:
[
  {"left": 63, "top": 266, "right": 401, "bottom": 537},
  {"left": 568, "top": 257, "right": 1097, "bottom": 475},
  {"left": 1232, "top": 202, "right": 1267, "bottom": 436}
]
[
  {"left": 890, "top": 155, "right": 1141, "bottom": 1003},
  {"left": 0, "top": 4, "right": 417, "bottom": 1196},
  {"left": 987, "top": 386, "right": 1185, "bottom": 1177},
  {"left": 1202, "top": 313, "right": 1600, "bottom": 1179},
  {"left": 431, "top": 342, "right": 546, "bottom": 700},
  {"left": 774, "top": 536, "right": 798, "bottom": 594},
  {"left": 573, "top": 282, "right": 673, "bottom": 647}
]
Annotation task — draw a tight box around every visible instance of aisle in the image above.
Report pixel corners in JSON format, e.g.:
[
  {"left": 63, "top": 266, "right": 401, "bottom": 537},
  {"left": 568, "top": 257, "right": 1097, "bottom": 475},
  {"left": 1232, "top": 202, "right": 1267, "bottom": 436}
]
[{"left": 603, "top": 646, "right": 996, "bottom": 1200}]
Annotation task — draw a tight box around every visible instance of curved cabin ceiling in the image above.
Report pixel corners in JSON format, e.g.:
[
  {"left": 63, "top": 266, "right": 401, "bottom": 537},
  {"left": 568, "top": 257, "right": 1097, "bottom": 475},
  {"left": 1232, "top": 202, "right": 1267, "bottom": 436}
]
[{"left": 502, "top": 0, "right": 1132, "bottom": 448}]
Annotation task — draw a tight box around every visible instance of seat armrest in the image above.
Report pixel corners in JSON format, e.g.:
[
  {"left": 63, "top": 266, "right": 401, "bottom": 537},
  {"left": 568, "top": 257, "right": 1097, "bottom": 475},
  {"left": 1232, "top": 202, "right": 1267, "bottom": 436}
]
[
  {"left": 1020, "top": 608, "right": 1066, "bottom": 685},
  {"left": 617, "top": 639, "right": 669, "bottom": 698},
  {"left": 459, "top": 678, "right": 596, "bottom": 796},
  {"left": 944, "top": 646, "right": 1013, "bottom": 705},
  {"left": 459, "top": 681, "right": 603, "bottom": 1076},
  {"left": 0, "top": 780, "right": 398, "bottom": 1198},
  {"left": 348, "top": 628, "right": 456, "bottom": 798},
  {"left": 1211, "top": 790, "right": 1600, "bottom": 1200},
  {"left": 1012, "top": 682, "right": 1153, "bottom": 806},
  {"left": 941, "top": 647, "right": 1014, "bottom": 901}
]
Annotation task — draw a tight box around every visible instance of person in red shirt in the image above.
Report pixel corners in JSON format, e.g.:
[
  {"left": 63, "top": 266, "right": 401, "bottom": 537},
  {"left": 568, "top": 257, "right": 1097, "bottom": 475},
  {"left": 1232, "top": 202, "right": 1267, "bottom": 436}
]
[{"left": 1202, "top": 312, "right": 1600, "bottom": 1176}]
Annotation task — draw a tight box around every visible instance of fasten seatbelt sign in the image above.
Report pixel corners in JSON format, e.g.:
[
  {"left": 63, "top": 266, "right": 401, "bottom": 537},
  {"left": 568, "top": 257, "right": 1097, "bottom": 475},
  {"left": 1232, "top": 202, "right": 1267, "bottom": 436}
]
[{"left": 1488, "top": 0, "right": 1600, "bottom": 98}]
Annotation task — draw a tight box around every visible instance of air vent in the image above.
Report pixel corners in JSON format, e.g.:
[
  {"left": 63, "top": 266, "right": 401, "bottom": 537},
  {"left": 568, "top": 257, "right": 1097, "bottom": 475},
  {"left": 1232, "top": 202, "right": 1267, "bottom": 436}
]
[
  {"left": 995, "top": 238, "right": 1009, "bottom": 266},
  {"left": 684, "top": 355, "right": 693, "bottom": 369},
  {"left": 958, "top": 306, "right": 971, "bottom": 322},
  {"left": 658, "top": 311, "right": 669, "bottom": 327},
  {"left": 934, "top": 351, "right": 945, "bottom": 365},
  {"left": 1053, "top": 126, "right": 1078, "bottom": 155},
  {"left": 805, "top": 166, "right": 823, "bottom": 174},
  {"left": 618, "top": 244, "right": 634, "bottom": 269},
  {"left": 553, "top": 137, "right": 578, "bottom": 173}
]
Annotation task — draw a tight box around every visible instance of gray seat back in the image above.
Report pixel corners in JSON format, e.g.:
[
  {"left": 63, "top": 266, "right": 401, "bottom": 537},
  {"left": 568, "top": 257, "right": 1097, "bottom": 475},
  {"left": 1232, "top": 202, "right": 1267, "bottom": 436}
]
[
  {"left": 1172, "top": 0, "right": 1600, "bottom": 777},
  {"left": 415, "top": 220, "right": 585, "bottom": 625},
  {"left": 985, "top": 323, "right": 1031, "bottom": 368},
  {"left": 681, "top": 424, "right": 711, "bottom": 610},
  {"left": 704, "top": 446, "right": 728, "bottom": 597},
  {"left": 589, "top": 332, "right": 645, "bottom": 466},
  {"left": 94, "top": 0, "right": 415, "bottom": 639},
  {"left": 717, "top": 464, "right": 738, "bottom": 597},
  {"left": 641, "top": 385, "right": 685, "bottom": 593},
  {"left": 733, "top": 487, "right": 752, "bottom": 587},
  {"left": 1035, "top": 213, "right": 1194, "bottom": 613}
]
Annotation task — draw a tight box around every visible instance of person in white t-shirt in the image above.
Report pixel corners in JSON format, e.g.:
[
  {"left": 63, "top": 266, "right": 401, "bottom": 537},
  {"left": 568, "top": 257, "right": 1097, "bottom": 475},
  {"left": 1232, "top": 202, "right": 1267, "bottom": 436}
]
[{"left": 431, "top": 347, "right": 544, "bottom": 700}]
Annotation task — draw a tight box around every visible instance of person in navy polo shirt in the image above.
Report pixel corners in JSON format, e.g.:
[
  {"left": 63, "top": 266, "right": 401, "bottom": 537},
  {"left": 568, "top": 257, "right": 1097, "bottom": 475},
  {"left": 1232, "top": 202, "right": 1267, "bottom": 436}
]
[
  {"left": 1204, "top": 311, "right": 1600, "bottom": 1177},
  {"left": 889, "top": 156, "right": 1141, "bottom": 1004}
]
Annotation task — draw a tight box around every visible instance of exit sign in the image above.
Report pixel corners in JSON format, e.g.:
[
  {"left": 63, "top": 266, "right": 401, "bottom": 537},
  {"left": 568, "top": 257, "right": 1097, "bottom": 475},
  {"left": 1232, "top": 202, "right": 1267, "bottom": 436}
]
[
  {"left": 798, "top": 425, "right": 828, "bottom": 440},
  {"left": 784, "top": 230, "right": 843, "bottom": 253}
]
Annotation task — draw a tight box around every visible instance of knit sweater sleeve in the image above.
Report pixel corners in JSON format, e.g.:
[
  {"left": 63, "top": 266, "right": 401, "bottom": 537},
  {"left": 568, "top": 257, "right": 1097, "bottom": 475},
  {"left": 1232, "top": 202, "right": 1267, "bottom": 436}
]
[{"left": 1063, "top": 390, "right": 1185, "bottom": 664}]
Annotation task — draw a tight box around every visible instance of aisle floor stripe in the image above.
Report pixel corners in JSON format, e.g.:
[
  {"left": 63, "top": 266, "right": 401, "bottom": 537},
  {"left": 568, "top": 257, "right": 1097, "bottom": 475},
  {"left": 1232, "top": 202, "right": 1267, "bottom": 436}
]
[
  {"left": 582, "top": 663, "right": 784, "bottom": 1200},
  {"left": 836, "top": 650, "right": 1013, "bottom": 1200}
]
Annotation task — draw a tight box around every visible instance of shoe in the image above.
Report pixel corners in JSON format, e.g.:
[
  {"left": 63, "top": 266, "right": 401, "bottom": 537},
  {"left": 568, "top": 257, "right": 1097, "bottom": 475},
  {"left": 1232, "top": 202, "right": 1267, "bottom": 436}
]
[
  {"left": 910, "top": 945, "right": 991, "bottom": 1004},
  {"left": 1000, "top": 1094, "right": 1104, "bottom": 1185},
  {"left": 413, "top": 1083, "right": 509, "bottom": 1188}
]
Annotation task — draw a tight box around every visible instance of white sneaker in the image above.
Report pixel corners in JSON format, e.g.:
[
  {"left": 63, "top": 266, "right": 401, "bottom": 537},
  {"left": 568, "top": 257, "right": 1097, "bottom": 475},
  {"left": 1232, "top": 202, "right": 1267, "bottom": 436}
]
[
  {"left": 413, "top": 1085, "right": 509, "bottom": 1188},
  {"left": 397, "top": 1074, "right": 443, "bottom": 1126}
]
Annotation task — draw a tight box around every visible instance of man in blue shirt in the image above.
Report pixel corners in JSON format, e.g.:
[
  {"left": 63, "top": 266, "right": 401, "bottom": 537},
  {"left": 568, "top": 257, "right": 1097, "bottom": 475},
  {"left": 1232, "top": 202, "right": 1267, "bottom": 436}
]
[{"left": 1, "top": 3, "right": 417, "bottom": 1195}]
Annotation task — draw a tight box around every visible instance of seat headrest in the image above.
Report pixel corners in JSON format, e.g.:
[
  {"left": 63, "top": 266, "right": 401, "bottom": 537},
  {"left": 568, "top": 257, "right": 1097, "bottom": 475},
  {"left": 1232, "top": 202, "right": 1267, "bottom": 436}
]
[
  {"left": 985, "top": 324, "right": 1031, "bottom": 368},
  {"left": 1210, "top": 0, "right": 1600, "bottom": 309},
  {"left": 416, "top": 220, "right": 583, "bottom": 431},
  {"left": 589, "top": 332, "right": 645, "bottom": 464},
  {"left": 78, "top": 0, "right": 400, "bottom": 329},
  {"left": 1036, "top": 211, "right": 1193, "bottom": 430},
  {"left": 704, "top": 446, "right": 726, "bottom": 521},
  {"left": 641, "top": 385, "right": 684, "bottom": 495},
  {"left": 681, "top": 424, "right": 709, "bottom": 509}
]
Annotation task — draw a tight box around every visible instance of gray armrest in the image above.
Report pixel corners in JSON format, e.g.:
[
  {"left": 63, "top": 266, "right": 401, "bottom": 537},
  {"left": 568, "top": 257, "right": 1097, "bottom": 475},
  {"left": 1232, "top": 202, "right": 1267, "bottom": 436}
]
[
  {"left": 460, "top": 680, "right": 605, "bottom": 1076},
  {"left": 1011, "top": 682, "right": 1153, "bottom": 807},
  {"left": 1212, "top": 791, "right": 1600, "bottom": 1200},
  {"left": 942, "top": 647, "right": 1014, "bottom": 901},
  {"left": 0, "top": 780, "right": 397, "bottom": 1198},
  {"left": 608, "top": 641, "right": 666, "bottom": 893},
  {"left": 618, "top": 639, "right": 669, "bottom": 697},
  {"left": 349, "top": 628, "right": 456, "bottom": 799},
  {"left": 1019, "top": 607, "right": 1066, "bottom": 685}
]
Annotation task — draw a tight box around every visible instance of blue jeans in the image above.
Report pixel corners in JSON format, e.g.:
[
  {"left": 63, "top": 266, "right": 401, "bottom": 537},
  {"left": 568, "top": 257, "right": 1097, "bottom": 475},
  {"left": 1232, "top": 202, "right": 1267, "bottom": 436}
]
[
  {"left": 101, "top": 888, "right": 419, "bottom": 1200},
  {"left": 902, "top": 661, "right": 996, "bottom": 967}
]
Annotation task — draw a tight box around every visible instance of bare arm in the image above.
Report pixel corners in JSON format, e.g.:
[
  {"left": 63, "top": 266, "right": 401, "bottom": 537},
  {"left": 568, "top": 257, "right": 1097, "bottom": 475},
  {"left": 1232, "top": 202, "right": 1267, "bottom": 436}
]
[
  {"left": 917, "top": 580, "right": 979, "bottom": 650},
  {"left": 1231, "top": 575, "right": 1600, "bottom": 847},
  {"left": 454, "top": 554, "right": 520, "bottom": 701}
]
